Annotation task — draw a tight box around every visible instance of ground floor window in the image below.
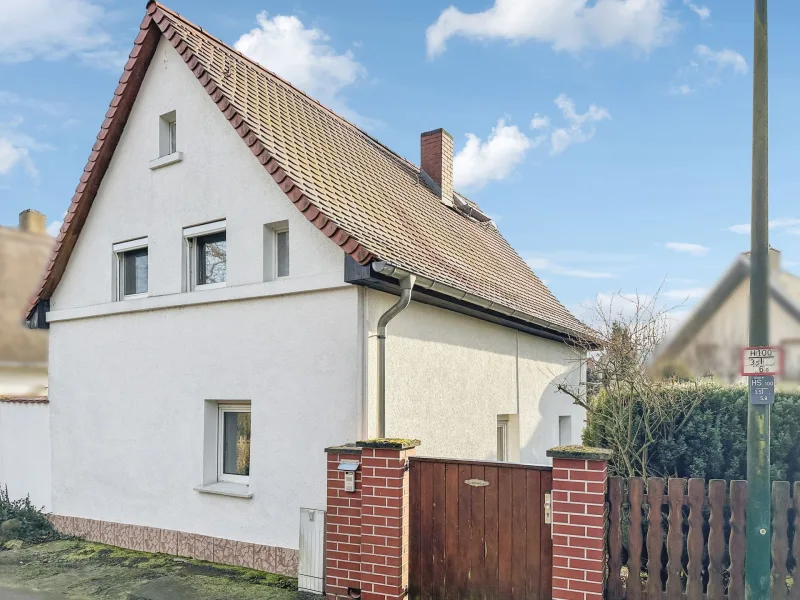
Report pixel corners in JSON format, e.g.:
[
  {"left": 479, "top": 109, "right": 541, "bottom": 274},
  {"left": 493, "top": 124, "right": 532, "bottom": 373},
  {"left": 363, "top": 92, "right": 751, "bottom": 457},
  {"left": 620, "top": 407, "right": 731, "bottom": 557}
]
[
  {"left": 496, "top": 418, "right": 508, "bottom": 462},
  {"left": 218, "top": 403, "right": 251, "bottom": 484},
  {"left": 559, "top": 415, "right": 572, "bottom": 446}
]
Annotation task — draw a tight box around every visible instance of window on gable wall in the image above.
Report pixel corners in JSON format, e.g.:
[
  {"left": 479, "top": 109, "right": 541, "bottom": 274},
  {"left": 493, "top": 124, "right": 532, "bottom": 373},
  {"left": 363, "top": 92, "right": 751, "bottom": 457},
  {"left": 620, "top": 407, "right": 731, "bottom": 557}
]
[
  {"left": 113, "top": 237, "right": 149, "bottom": 300},
  {"left": 263, "top": 222, "right": 290, "bottom": 281},
  {"left": 184, "top": 220, "right": 227, "bottom": 290},
  {"left": 159, "top": 111, "right": 177, "bottom": 157}
]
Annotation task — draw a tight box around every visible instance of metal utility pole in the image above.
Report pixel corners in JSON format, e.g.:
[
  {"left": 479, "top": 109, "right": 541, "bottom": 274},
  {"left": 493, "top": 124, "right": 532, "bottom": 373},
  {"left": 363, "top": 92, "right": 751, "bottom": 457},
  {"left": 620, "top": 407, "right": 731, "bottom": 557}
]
[{"left": 745, "top": 0, "right": 770, "bottom": 599}]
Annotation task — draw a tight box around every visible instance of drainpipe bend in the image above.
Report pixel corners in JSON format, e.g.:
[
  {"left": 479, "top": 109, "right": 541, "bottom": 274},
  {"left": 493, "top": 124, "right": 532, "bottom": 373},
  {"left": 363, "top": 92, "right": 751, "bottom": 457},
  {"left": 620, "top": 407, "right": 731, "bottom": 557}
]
[{"left": 376, "top": 275, "right": 416, "bottom": 438}]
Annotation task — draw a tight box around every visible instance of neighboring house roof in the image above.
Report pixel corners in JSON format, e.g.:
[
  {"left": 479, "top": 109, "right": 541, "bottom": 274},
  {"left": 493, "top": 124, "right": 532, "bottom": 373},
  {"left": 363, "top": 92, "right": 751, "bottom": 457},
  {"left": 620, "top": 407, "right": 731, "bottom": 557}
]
[
  {"left": 27, "top": 1, "right": 594, "bottom": 344},
  {"left": 655, "top": 254, "right": 800, "bottom": 363},
  {"left": 0, "top": 226, "right": 51, "bottom": 365}
]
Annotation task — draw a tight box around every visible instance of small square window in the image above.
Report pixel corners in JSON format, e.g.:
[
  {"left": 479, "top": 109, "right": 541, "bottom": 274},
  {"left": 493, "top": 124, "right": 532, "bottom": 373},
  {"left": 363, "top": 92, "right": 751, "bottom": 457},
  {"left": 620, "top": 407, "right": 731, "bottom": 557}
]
[
  {"left": 218, "top": 404, "right": 250, "bottom": 484},
  {"left": 113, "top": 238, "right": 148, "bottom": 300},
  {"left": 276, "top": 229, "right": 289, "bottom": 277},
  {"left": 184, "top": 220, "right": 227, "bottom": 290}
]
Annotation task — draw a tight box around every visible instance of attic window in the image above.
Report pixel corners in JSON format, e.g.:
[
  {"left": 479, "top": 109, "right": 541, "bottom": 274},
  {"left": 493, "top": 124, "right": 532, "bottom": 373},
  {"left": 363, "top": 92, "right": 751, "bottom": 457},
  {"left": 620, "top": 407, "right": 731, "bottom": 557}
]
[
  {"left": 160, "top": 111, "right": 177, "bottom": 156},
  {"left": 151, "top": 111, "right": 182, "bottom": 169}
]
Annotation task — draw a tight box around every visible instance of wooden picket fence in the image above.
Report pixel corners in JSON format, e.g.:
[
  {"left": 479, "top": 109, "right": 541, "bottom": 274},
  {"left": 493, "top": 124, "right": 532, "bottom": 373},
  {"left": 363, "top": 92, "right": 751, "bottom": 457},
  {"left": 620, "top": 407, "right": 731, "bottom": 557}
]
[{"left": 607, "top": 477, "right": 800, "bottom": 600}]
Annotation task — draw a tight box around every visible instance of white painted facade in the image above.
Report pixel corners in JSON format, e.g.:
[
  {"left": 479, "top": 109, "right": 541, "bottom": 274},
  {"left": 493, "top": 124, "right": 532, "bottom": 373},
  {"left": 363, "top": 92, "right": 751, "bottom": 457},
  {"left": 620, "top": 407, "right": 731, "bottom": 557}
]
[
  {"left": 0, "top": 401, "right": 51, "bottom": 510},
  {"left": 366, "top": 290, "right": 585, "bottom": 464},
  {"left": 38, "top": 36, "right": 587, "bottom": 557}
]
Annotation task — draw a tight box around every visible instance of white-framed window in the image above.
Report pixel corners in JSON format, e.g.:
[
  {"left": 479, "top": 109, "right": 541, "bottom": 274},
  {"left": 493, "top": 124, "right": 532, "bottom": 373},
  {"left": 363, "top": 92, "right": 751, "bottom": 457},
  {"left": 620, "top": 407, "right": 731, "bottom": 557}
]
[
  {"left": 113, "top": 237, "right": 149, "bottom": 300},
  {"left": 497, "top": 418, "right": 508, "bottom": 462},
  {"left": 263, "top": 221, "right": 290, "bottom": 281},
  {"left": 559, "top": 415, "right": 572, "bottom": 446},
  {"left": 159, "top": 111, "right": 177, "bottom": 157},
  {"left": 276, "top": 228, "right": 290, "bottom": 277},
  {"left": 184, "top": 220, "right": 227, "bottom": 291},
  {"left": 217, "top": 403, "right": 251, "bottom": 485}
]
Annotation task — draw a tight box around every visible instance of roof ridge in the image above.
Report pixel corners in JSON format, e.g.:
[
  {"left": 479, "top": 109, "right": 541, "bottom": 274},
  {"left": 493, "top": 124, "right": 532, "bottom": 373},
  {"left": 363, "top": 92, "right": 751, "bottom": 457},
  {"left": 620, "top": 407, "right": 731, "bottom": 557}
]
[{"left": 152, "top": 2, "right": 429, "bottom": 180}]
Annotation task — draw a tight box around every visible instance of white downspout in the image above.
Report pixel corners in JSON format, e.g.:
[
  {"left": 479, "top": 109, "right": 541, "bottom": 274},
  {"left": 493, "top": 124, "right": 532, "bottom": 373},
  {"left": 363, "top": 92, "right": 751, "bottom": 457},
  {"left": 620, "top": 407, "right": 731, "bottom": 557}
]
[{"left": 376, "top": 275, "right": 416, "bottom": 438}]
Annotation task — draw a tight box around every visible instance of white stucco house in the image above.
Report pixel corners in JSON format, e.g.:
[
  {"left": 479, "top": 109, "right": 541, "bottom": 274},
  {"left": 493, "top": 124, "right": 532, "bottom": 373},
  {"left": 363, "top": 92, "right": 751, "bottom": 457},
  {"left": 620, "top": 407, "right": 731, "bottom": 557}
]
[{"left": 22, "top": 1, "right": 596, "bottom": 579}]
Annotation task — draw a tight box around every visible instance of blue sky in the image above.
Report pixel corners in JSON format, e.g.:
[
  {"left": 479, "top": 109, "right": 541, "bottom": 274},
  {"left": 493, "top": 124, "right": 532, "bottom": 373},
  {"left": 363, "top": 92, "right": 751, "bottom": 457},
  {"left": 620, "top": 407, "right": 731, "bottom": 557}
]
[{"left": 1, "top": 0, "right": 798, "bottom": 322}]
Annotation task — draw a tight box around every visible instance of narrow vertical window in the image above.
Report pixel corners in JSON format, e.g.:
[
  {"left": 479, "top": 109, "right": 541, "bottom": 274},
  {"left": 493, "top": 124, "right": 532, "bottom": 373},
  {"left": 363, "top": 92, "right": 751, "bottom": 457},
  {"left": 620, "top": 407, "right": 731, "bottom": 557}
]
[
  {"left": 159, "top": 110, "right": 178, "bottom": 158},
  {"left": 218, "top": 404, "right": 251, "bottom": 484},
  {"left": 558, "top": 415, "right": 572, "bottom": 446},
  {"left": 276, "top": 229, "right": 289, "bottom": 277},
  {"left": 168, "top": 119, "right": 177, "bottom": 155},
  {"left": 496, "top": 419, "right": 508, "bottom": 462}
]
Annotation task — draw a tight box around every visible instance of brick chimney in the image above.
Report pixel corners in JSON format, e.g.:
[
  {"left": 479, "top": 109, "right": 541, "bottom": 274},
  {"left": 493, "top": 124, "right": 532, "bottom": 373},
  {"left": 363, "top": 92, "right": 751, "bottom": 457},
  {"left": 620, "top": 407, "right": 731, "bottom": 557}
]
[
  {"left": 19, "top": 209, "right": 47, "bottom": 235},
  {"left": 421, "top": 128, "right": 454, "bottom": 207}
]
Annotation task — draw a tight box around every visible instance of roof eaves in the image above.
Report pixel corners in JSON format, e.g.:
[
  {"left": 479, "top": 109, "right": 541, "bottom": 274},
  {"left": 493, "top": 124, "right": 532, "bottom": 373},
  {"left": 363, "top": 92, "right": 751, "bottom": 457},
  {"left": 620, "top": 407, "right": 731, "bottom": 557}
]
[{"left": 372, "top": 260, "right": 600, "bottom": 347}]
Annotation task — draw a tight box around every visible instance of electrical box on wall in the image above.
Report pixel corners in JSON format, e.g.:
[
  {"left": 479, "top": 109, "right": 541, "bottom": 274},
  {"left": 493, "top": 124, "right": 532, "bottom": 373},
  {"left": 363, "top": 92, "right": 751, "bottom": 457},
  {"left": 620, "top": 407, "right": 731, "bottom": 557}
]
[{"left": 338, "top": 460, "right": 359, "bottom": 493}]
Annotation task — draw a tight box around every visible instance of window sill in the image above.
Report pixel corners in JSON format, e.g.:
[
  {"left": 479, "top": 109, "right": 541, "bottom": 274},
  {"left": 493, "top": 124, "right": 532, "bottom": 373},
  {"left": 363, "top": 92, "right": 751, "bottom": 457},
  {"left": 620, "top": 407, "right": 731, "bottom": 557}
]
[
  {"left": 194, "top": 282, "right": 227, "bottom": 291},
  {"left": 121, "top": 293, "right": 149, "bottom": 301},
  {"left": 194, "top": 482, "right": 252, "bottom": 499},
  {"left": 149, "top": 151, "right": 183, "bottom": 170}
]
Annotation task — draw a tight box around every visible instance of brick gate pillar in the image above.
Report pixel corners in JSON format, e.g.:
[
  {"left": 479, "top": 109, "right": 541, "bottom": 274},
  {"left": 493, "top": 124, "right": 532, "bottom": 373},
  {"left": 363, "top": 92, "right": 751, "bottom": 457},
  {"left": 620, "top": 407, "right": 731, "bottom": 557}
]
[
  {"left": 325, "top": 439, "right": 420, "bottom": 600},
  {"left": 546, "top": 446, "right": 613, "bottom": 600}
]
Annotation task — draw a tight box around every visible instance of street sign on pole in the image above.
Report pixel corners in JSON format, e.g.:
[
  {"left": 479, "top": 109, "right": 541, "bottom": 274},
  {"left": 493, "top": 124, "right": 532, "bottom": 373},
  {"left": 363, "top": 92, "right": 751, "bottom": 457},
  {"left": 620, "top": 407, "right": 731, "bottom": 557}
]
[
  {"left": 741, "top": 345, "right": 783, "bottom": 376},
  {"left": 749, "top": 375, "right": 775, "bottom": 405}
]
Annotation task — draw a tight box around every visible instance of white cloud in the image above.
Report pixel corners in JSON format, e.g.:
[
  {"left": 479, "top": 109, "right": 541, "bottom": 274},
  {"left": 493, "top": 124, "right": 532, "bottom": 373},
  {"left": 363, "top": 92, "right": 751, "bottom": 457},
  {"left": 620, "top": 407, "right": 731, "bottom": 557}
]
[
  {"left": 527, "top": 257, "right": 615, "bottom": 279},
  {"left": 0, "top": 0, "right": 122, "bottom": 69},
  {"left": 664, "top": 287, "right": 708, "bottom": 300},
  {"left": 665, "top": 242, "right": 710, "bottom": 256},
  {"left": 530, "top": 114, "right": 551, "bottom": 130},
  {"left": 0, "top": 91, "right": 64, "bottom": 116},
  {"left": 671, "top": 45, "right": 747, "bottom": 95},
  {"left": 694, "top": 45, "right": 747, "bottom": 74},
  {"left": 0, "top": 117, "right": 50, "bottom": 181},
  {"left": 234, "top": 12, "right": 369, "bottom": 125},
  {"left": 684, "top": 1, "right": 711, "bottom": 20},
  {"left": 547, "top": 94, "right": 610, "bottom": 155},
  {"left": 0, "top": 138, "right": 31, "bottom": 176},
  {"left": 728, "top": 218, "right": 800, "bottom": 235},
  {"left": 426, "top": 0, "right": 677, "bottom": 58},
  {"left": 453, "top": 119, "right": 537, "bottom": 189},
  {"left": 46, "top": 219, "right": 63, "bottom": 237}
]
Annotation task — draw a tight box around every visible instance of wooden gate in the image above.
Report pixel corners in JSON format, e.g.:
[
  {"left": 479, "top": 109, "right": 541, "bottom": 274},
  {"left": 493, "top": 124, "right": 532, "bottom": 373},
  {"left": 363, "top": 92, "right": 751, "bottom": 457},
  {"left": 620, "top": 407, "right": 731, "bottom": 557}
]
[{"left": 409, "top": 457, "right": 553, "bottom": 600}]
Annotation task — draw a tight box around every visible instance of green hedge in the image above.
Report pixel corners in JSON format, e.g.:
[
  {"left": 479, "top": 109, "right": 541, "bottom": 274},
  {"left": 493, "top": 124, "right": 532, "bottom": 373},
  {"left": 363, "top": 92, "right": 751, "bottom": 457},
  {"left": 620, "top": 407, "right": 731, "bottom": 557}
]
[{"left": 582, "top": 383, "right": 800, "bottom": 481}]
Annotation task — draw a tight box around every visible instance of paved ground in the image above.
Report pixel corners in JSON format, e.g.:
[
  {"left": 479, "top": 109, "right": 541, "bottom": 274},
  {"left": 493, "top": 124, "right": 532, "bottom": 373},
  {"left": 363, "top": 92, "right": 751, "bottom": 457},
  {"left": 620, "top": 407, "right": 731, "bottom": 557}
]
[{"left": 0, "top": 540, "right": 318, "bottom": 600}]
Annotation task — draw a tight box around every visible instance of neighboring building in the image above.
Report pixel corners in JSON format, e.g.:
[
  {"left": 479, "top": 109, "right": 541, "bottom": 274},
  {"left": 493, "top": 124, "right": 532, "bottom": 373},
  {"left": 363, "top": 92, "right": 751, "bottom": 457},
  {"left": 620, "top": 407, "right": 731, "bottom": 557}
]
[
  {"left": 654, "top": 248, "right": 800, "bottom": 383},
  {"left": 23, "top": 2, "right": 595, "bottom": 575},
  {"left": 0, "top": 210, "right": 50, "bottom": 396}
]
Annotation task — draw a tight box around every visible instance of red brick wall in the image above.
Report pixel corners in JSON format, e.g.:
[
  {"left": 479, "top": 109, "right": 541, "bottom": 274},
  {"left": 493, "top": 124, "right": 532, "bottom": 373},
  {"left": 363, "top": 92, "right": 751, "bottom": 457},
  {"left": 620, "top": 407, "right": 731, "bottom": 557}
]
[
  {"left": 551, "top": 457, "right": 608, "bottom": 600},
  {"left": 326, "top": 445, "right": 416, "bottom": 600}
]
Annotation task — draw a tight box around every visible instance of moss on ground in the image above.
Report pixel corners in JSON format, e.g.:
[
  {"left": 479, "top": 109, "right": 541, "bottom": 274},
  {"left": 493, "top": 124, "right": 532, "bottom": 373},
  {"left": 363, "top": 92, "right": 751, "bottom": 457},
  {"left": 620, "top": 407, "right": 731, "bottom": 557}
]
[{"left": 0, "top": 539, "right": 312, "bottom": 599}]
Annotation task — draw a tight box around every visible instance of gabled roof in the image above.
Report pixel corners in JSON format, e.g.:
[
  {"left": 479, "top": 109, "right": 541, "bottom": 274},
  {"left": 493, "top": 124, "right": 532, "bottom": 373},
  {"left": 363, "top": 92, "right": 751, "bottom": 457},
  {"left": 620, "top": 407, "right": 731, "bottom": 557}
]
[
  {"left": 27, "top": 1, "right": 594, "bottom": 343},
  {"left": 655, "top": 254, "right": 800, "bottom": 362},
  {"left": 0, "top": 226, "right": 51, "bottom": 365}
]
